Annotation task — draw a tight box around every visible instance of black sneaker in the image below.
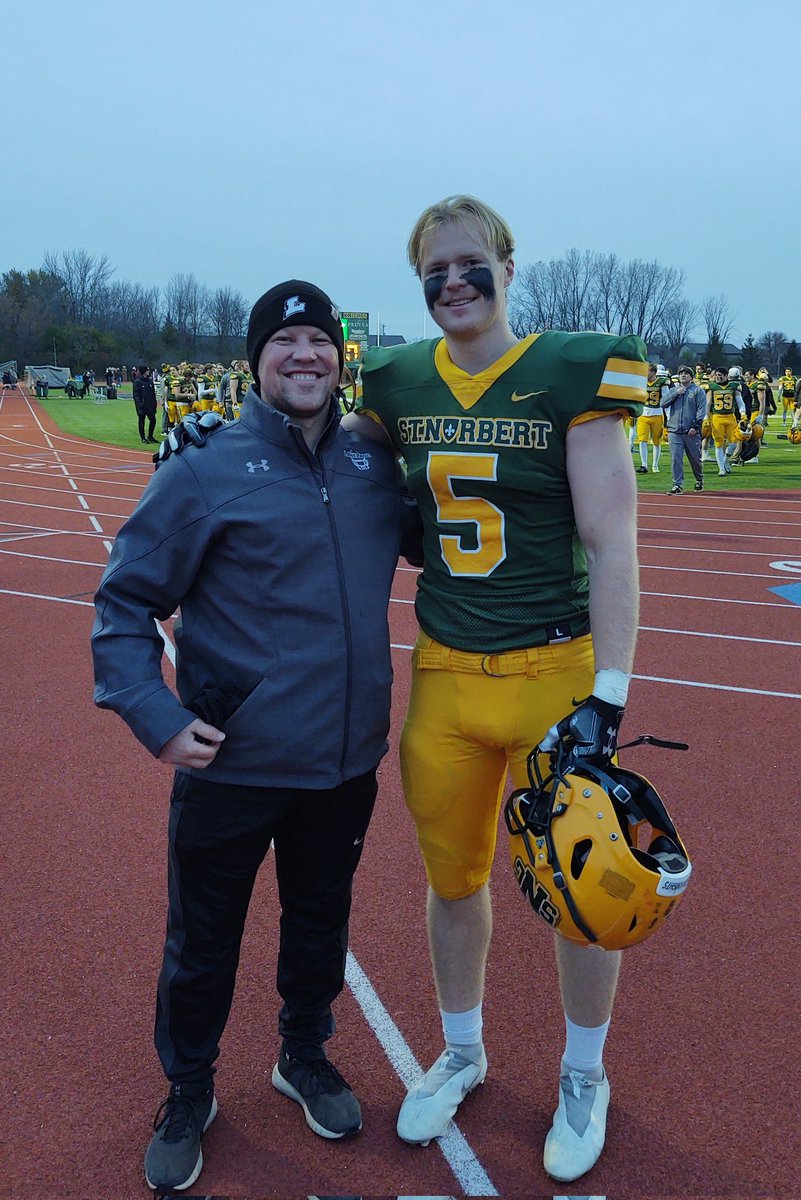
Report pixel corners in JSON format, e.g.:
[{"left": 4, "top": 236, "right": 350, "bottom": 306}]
[
  {"left": 635, "top": 466, "right": 649, "bottom": 474},
  {"left": 272, "top": 1050, "right": 362, "bottom": 1139},
  {"left": 144, "top": 1083, "right": 217, "bottom": 1192},
  {"left": 667, "top": 484, "right": 683, "bottom": 494},
  {"left": 693, "top": 481, "right": 704, "bottom": 491}
]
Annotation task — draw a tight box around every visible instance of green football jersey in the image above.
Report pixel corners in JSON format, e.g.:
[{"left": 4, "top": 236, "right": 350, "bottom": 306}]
[
  {"left": 708, "top": 381, "right": 738, "bottom": 414},
  {"left": 361, "top": 330, "right": 647, "bottom": 652}
]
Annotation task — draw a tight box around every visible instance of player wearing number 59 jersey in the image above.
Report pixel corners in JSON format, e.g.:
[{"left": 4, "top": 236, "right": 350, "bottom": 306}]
[
  {"left": 360, "top": 329, "right": 646, "bottom": 652},
  {"left": 347, "top": 194, "right": 648, "bottom": 1184}
]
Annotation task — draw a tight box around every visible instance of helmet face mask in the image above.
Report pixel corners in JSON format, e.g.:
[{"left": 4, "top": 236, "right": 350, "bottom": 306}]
[{"left": 505, "top": 749, "right": 691, "bottom": 951}]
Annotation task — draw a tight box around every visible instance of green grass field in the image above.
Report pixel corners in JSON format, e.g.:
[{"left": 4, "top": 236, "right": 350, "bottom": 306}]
[
  {"left": 630, "top": 428, "right": 801, "bottom": 492},
  {"left": 39, "top": 387, "right": 166, "bottom": 452},
  {"left": 37, "top": 388, "right": 801, "bottom": 489}
]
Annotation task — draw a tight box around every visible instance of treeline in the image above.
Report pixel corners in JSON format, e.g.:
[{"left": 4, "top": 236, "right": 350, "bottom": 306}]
[
  {"left": 2, "top": 247, "right": 799, "bottom": 376},
  {"left": 0, "top": 250, "right": 249, "bottom": 370},
  {"left": 509, "top": 249, "right": 799, "bottom": 374}
]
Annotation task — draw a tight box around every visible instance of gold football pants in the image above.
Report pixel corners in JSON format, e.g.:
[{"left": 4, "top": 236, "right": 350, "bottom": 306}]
[{"left": 400, "top": 631, "right": 595, "bottom": 900}]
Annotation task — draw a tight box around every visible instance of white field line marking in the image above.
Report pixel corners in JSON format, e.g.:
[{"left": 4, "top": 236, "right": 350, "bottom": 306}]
[
  {"left": 0, "top": 476, "right": 146, "bottom": 497},
  {"left": 639, "top": 525, "right": 801, "bottom": 542},
  {"left": 632, "top": 672, "right": 801, "bottom": 700},
  {"left": 345, "top": 952, "right": 498, "bottom": 1197},
  {"left": 0, "top": 520, "right": 107, "bottom": 537},
  {"left": 639, "top": 542, "right": 800, "bottom": 559},
  {"left": 641, "top": 564, "right": 786, "bottom": 581},
  {"left": 77, "top": 495, "right": 89, "bottom": 510},
  {"left": 0, "top": 549, "right": 108, "bottom": 567},
  {"left": 16, "top": 393, "right": 108, "bottom": 537},
  {"left": 0, "top": 589, "right": 95, "bottom": 606},
  {"left": 639, "top": 506, "right": 801, "bottom": 521},
  {"left": 641, "top": 590, "right": 794, "bottom": 609},
  {"left": 639, "top": 625, "right": 801, "bottom": 648},
  {"left": 0, "top": 496, "right": 130, "bottom": 518}
]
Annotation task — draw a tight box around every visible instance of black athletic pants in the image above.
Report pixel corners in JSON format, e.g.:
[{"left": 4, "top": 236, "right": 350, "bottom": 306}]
[
  {"left": 154, "top": 768, "right": 378, "bottom": 1090},
  {"left": 137, "top": 411, "right": 156, "bottom": 440}
]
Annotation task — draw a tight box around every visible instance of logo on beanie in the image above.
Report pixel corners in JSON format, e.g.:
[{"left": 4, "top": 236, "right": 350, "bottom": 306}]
[{"left": 283, "top": 296, "right": 306, "bottom": 320}]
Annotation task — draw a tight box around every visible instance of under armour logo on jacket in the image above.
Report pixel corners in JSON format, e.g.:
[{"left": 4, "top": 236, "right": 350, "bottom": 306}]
[
  {"left": 344, "top": 449, "right": 371, "bottom": 471},
  {"left": 283, "top": 296, "right": 306, "bottom": 319},
  {"left": 246, "top": 459, "right": 270, "bottom": 472}
]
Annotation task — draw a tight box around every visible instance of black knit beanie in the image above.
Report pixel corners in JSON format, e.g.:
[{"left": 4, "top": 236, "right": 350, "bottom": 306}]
[{"left": 246, "top": 280, "right": 344, "bottom": 379}]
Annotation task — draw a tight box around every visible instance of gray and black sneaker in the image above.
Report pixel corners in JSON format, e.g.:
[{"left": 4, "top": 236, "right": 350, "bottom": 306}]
[
  {"left": 272, "top": 1050, "right": 362, "bottom": 1139},
  {"left": 144, "top": 1083, "right": 217, "bottom": 1192}
]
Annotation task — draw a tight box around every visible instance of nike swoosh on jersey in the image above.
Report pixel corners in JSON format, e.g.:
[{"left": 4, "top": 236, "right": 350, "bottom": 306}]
[{"left": 511, "top": 390, "right": 547, "bottom": 402}]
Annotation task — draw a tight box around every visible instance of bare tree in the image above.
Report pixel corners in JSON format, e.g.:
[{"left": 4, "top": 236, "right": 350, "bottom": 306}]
[
  {"left": 164, "top": 273, "right": 209, "bottom": 356},
  {"left": 702, "top": 294, "right": 734, "bottom": 346},
  {"left": 757, "top": 330, "right": 788, "bottom": 376},
  {"left": 106, "top": 281, "right": 163, "bottom": 336},
  {"left": 657, "top": 299, "right": 700, "bottom": 367},
  {"left": 510, "top": 250, "right": 684, "bottom": 342},
  {"left": 42, "top": 249, "right": 114, "bottom": 326},
  {"left": 206, "top": 286, "right": 249, "bottom": 341}
]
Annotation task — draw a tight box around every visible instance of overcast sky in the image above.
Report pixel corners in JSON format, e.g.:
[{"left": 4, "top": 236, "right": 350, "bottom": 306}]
[{"left": 4, "top": 0, "right": 799, "bottom": 345}]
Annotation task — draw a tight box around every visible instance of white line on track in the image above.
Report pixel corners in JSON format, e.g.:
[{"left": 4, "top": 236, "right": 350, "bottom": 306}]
[
  {"left": 632, "top": 672, "right": 801, "bottom": 700},
  {"left": 345, "top": 952, "right": 498, "bottom": 1196},
  {"left": 641, "top": 590, "right": 794, "bottom": 609},
  {"left": 640, "top": 542, "right": 799, "bottom": 559},
  {"left": 0, "top": 549, "right": 107, "bottom": 567},
  {"left": 0, "top": 478, "right": 145, "bottom": 502},
  {"left": 640, "top": 526, "right": 801, "bottom": 542},
  {"left": 0, "top": 523, "right": 106, "bottom": 542},
  {"left": 639, "top": 625, "right": 801, "bottom": 647},
  {"left": 0, "top": 496, "right": 130, "bottom": 518},
  {"left": 641, "top": 563, "right": 787, "bottom": 581}
]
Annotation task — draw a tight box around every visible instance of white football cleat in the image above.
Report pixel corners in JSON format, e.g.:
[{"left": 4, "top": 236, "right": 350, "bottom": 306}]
[
  {"left": 543, "top": 1067, "right": 610, "bottom": 1182},
  {"left": 397, "top": 1046, "right": 487, "bottom": 1144}
]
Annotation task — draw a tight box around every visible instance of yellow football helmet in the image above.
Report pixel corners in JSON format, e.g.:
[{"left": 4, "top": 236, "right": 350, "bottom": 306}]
[
  {"left": 751, "top": 422, "right": 764, "bottom": 440},
  {"left": 701, "top": 418, "right": 712, "bottom": 438},
  {"left": 505, "top": 743, "right": 691, "bottom": 951},
  {"left": 733, "top": 420, "right": 752, "bottom": 442},
  {"left": 789, "top": 427, "right": 801, "bottom": 444}
]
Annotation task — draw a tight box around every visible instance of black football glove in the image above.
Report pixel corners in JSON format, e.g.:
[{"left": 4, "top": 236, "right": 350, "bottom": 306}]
[
  {"left": 153, "top": 411, "right": 225, "bottom": 468},
  {"left": 538, "top": 694, "right": 625, "bottom": 766}
]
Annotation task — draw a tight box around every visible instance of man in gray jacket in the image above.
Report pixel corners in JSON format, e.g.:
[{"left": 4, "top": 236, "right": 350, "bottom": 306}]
[
  {"left": 92, "top": 281, "right": 420, "bottom": 1193},
  {"left": 661, "top": 366, "right": 708, "bottom": 494}
]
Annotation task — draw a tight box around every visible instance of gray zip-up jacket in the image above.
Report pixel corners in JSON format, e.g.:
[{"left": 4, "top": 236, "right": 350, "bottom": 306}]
[
  {"left": 661, "top": 382, "right": 708, "bottom": 434},
  {"left": 92, "top": 392, "right": 418, "bottom": 788}
]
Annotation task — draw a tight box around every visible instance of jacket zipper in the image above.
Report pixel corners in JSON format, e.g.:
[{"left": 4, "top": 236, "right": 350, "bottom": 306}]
[{"left": 292, "top": 419, "right": 353, "bottom": 777}]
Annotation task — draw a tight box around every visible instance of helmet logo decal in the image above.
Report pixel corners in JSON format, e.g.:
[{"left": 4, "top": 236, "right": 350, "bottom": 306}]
[{"left": 513, "top": 857, "right": 561, "bottom": 928}]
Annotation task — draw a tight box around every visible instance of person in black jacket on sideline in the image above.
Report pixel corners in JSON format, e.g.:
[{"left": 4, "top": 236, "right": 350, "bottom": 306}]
[
  {"left": 133, "top": 365, "right": 158, "bottom": 443},
  {"left": 92, "top": 281, "right": 422, "bottom": 1194}
]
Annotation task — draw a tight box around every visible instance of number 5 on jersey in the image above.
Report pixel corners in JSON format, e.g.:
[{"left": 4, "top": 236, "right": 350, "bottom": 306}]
[{"left": 426, "top": 452, "right": 507, "bottom": 577}]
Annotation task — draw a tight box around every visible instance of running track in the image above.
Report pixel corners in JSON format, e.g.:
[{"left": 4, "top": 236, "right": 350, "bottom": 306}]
[{"left": 1, "top": 385, "right": 799, "bottom": 1200}]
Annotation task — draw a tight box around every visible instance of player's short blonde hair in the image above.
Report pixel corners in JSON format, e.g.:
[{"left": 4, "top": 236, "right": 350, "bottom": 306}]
[{"left": 407, "top": 195, "right": 515, "bottom": 276}]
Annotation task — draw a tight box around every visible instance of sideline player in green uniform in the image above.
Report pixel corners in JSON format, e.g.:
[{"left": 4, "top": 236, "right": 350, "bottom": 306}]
[{"left": 345, "top": 195, "right": 647, "bottom": 1183}]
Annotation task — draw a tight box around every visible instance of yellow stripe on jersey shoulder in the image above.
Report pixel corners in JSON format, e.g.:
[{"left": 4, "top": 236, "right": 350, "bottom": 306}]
[{"left": 597, "top": 356, "right": 648, "bottom": 402}]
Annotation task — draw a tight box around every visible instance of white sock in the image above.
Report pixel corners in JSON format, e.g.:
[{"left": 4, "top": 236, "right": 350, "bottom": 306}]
[
  {"left": 715, "top": 447, "right": 726, "bottom": 471},
  {"left": 441, "top": 1004, "right": 483, "bottom": 1049},
  {"left": 562, "top": 1014, "right": 610, "bottom": 1075},
  {"left": 653, "top": 446, "right": 661, "bottom": 469},
  {"left": 639, "top": 444, "right": 648, "bottom": 467}
]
